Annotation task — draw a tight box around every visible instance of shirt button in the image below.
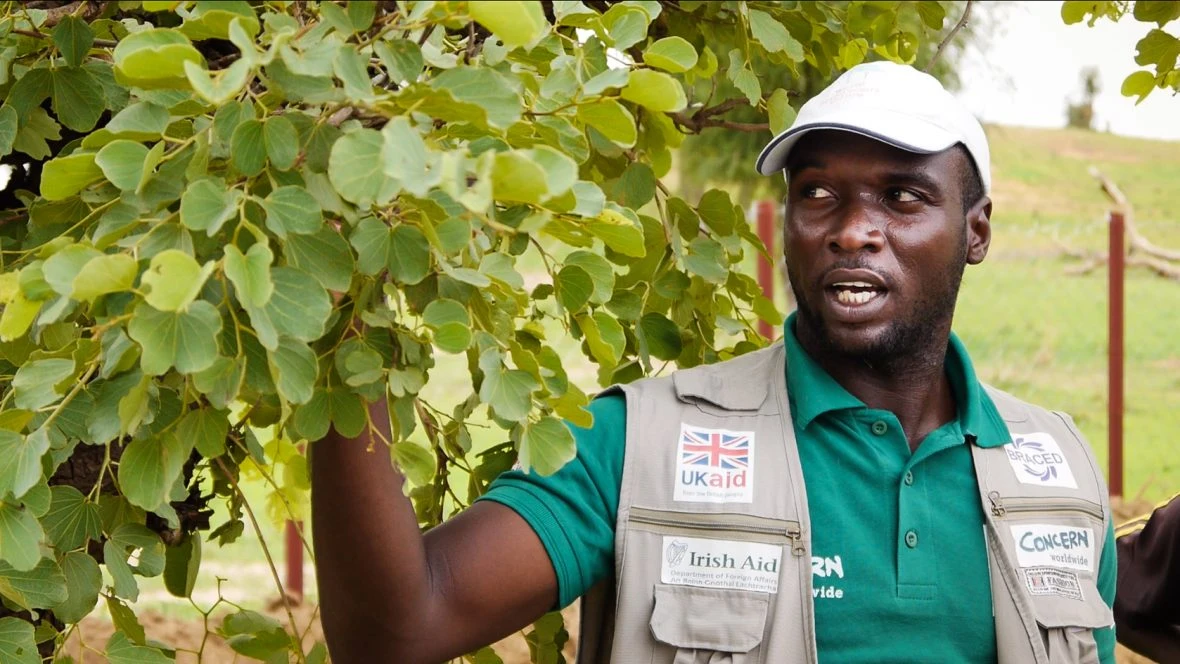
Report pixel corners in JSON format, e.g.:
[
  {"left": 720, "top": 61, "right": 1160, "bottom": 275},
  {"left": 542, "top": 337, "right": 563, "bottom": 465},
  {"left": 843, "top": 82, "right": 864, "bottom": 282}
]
[
  {"left": 905, "top": 529, "right": 919, "bottom": 548},
  {"left": 871, "top": 421, "right": 888, "bottom": 436},
  {"left": 904, "top": 470, "right": 914, "bottom": 486}
]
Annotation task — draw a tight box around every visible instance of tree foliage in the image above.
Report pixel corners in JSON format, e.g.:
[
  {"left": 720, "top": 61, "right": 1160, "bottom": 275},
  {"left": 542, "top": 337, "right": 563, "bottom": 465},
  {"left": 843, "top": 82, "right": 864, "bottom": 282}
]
[
  {"left": 1062, "top": 0, "right": 1180, "bottom": 102},
  {"left": 0, "top": 1, "right": 954, "bottom": 661}
]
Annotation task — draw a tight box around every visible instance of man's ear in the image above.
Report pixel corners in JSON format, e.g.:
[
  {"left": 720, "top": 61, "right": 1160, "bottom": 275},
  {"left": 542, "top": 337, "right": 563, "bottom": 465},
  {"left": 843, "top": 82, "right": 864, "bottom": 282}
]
[{"left": 966, "top": 196, "right": 992, "bottom": 265}]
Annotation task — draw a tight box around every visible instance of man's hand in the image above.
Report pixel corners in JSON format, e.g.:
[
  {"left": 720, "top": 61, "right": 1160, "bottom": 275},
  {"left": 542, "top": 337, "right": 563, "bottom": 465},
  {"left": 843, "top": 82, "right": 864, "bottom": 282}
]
[{"left": 311, "top": 398, "right": 558, "bottom": 664}]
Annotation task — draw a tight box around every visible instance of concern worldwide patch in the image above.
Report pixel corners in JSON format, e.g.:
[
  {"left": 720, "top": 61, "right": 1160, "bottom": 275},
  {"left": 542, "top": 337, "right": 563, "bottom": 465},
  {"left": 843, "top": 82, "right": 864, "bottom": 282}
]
[
  {"left": 673, "top": 423, "right": 755, "bottom": 503},
  {"left": 1010, "top": 523, "right": 1095, "bottom": 572},
  {"left": 1003, "top": 432, "right": 1078, "bottom": 489}
]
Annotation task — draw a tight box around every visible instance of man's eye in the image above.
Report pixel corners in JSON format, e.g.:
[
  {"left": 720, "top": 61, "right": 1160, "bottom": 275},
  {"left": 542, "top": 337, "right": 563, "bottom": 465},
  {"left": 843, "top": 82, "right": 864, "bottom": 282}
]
[
  {"left": 803, "top": 186, "right": 834, "bottom": 199},
  {"left": 890, "top": 189, "right": 921, "bottom": 203}
]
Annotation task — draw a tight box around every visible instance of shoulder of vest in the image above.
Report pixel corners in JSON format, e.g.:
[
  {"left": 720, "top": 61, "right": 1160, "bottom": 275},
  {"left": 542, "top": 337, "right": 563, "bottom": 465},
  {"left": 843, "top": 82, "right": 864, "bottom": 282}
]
[
  {"left": 981, "top": 382, "right": 1110, "bottom": 504},
  {"left": 601, "top": 342, "right": 784, "bottom": 412}
]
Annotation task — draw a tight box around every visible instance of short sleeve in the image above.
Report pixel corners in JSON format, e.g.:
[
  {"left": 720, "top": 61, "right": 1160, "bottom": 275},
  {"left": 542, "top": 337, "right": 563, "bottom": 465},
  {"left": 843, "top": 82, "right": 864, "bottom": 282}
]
[
  {"left": 1094, "top": 520, "right": 1117, "bottom": 664},
  {"left": 476, "top": 394, "right": 626, "bottom": 609}
]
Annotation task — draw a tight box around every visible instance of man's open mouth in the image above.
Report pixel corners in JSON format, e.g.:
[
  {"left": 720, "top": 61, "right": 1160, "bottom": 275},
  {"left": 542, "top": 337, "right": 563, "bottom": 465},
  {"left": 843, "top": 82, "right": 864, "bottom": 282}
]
[{"left": 829, "top": 281, "right": 885, "bottom": 306}]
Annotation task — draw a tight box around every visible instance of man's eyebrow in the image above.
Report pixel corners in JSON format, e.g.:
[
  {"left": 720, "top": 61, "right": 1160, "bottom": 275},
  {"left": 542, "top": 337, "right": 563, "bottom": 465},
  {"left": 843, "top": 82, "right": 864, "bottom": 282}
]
[
  {"left": 881, "top": 169, "right": 943, "bottom": 192},
  {"left": 785, "top": 158, "right": 825, "bottom": 175}
]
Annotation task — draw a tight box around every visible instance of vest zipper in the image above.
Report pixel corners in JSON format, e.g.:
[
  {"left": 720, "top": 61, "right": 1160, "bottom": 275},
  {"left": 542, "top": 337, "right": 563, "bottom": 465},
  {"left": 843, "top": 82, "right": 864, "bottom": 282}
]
[
  {"left": 628, "top": 507, "right": 806, "bottom": 556},
  {"left": 987, "top": 491, "right": 1104, "bottom": 521}
]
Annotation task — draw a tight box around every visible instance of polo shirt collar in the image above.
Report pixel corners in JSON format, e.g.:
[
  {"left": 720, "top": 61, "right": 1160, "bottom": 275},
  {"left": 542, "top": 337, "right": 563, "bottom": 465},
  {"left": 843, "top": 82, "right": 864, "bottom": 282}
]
[{"left": 783, "top": 313, "right": 1010, "bottom": 448}]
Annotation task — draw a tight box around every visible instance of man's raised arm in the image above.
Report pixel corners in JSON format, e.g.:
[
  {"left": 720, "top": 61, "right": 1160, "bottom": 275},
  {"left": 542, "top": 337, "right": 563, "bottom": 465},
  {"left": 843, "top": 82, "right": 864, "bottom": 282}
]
[{"left": 310, "top": 398, "right": 558, "bottom": 664}]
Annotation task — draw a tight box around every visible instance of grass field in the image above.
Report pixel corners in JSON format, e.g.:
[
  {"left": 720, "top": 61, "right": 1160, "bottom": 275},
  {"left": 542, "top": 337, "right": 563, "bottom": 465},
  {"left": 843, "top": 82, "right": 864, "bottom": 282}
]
[{"left": 81, "top": 124, "right": 1179, "bottom": 662}]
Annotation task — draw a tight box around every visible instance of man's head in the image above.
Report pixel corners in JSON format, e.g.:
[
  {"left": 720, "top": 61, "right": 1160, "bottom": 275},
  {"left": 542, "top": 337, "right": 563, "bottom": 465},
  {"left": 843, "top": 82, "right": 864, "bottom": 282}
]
[{"left": 755, "top": 61, "right": 992, "bottom": 365}]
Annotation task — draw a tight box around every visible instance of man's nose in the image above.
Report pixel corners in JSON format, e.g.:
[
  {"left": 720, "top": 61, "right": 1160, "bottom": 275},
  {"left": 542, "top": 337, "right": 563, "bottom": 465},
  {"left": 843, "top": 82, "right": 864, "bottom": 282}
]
[{"left": 827, "top": 201, "right": 885, "bottom": 254}]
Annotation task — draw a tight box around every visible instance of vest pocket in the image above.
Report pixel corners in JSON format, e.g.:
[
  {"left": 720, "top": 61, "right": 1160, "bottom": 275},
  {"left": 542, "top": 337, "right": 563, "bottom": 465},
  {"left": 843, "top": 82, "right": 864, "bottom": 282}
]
[
  {"left": 649, "top": 584, "right": 769, "bottom": 664},
  {"left": 1031, "top": 588, "right": 1112, "bottom": 664}
]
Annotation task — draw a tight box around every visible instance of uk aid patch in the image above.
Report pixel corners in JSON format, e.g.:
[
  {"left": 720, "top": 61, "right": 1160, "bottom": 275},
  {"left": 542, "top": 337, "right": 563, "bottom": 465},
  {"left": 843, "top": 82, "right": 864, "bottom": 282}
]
[
  {"left": 673, "top": 424, "right": 755, "bottom": 503},
  {"left": 1003, "top": 432, "right": 1077, "bottom": 489}
]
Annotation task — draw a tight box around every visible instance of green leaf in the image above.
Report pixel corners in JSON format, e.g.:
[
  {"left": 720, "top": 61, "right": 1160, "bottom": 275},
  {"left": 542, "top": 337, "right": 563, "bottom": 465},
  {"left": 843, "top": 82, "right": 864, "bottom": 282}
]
[
  {"left": 1, "top": 443, "right": 52, "bottom": 505},
  {"left": 492, "top": 151, "right": 548, "bottom": 204},
  {"left": 51, "top": 552, "right": 102, "bottom": 624},
  {"left": 178, "top": 408, "right": 230, "bottom": 458},
  {"left": 335, "top": 44, "right": 375, "bottom": 101},
  {"left": 375, "top": 39, "right": 423, "bottom": 83},
  {"left": 180, "top": 3, "right": 261, "bottom": 40},
  {"left": 563, "top": 250, "right": 614, "bottom": 303},
  {"left": 12, "top": 358, "right": 73, "bottom": 411},
  {"left": 53, "top": 16, "right": 96, "bottom": 68},
  {"left": 392, "top": 442, "right": 436, "bottom": 486},
  {"left": 574, "top": 314, "right": 618, "bottom": 370},
  {"left": 613, "top": 162, "right": 656, "bottom": 209},
  {"left": 917, "top": 1, "right": 947, "bottom": 29},
  {"left": 13, "top": 107, "right": 62, "bottom": 160},
  {"left": 106, "top": 631, "right": 172, "bottom": 664},
  {"left": 0, "top": 105, "right": 18, "bottom": 158},
  {"left": 264, "top": 266, "right": 331, "bottom": 342},
  {"left": 589, "top": 209, "right": 646, "bottom": 257},
  {"left": 389, "top": 224, "right": 432, "bottom": 285},
  {"left": 478, "top": 351, "right": 537, "bottom": 422},
  {"left": 578, "top": 99, "right": 637, "bottom": 148},
  {"left": 113, "top": 28, "right": 204, "bottom": 89},
  {"left": 232, "top": 119, "right": 267, "bottom": 176},
  {"left": 40, "top": 152, "right": 103, "bottom": 201},
  {"left": 192, "top": 356, "right": 244, "bottom": 411},
  {"left": 180, "top": 177, "right": 242, "bottom": 235},
  {"left": 644, "top": 37, "right": 698, "bottom": 73},
  {"left": 141, "top": 249, "right": 215, "bottom": 312},
  {"left": 163, "top": 533, "right": 201, "bottom": 598},
  {"left": 685, "top": 236, "right": 728, "bottom": 283},
  {"left": 433, "top": 323, "right": 472, "bottom": 354},
  {"left": 329, "top": 128, "right": 398, "bottom": 206},
  {"left": 728, "top": 51, "right": 761, "bottom": 106},
  {"left": 96, "top": 140, "right": 150, "bottom": 191},
  {"left": 469, "top": 1, "right": 549, "bottom": 48},
  {"left": 620, "top": 69, "right": 686, "bottom": 112},
  {"left": 0, "top": 292, "right": 39, "bottom": 342},
  {"left": 350, "top": 216, "right": 393, "bottom": 275},
  {"left": 423, "top": 299, "right": 471, "bottom": 329},
  {"left": 0, "top": 504, "right": 44, "bottom": 571},
  {"left": 697, "top": 188, "right": 737, "bottom": 235},
  {"left": 127, "top": 300, "right": 223, "bottom": 375},
  {"left": 44, "top": 244, "right": 100, "bottom": 298},
  {"left": 430, "top": 67, "right": 522, "bottom": 130},
  {"left": 603, "top": 5, "right": 649, "bottom": 50},
  {"left": 347, "top": 0, "right": 377, "bottom": 30},
  {"left": 42, "top": 486, "right": 101, "bottom": 551},
  {"left": 767, "top": 88, "right": 796, "bottom": 135},
  {"left": 263, "top": 186, "right": 322, "bottom": 236},
  {"left": 749, "top": 9, "right": 804, "bottom": 60},
  {"left": 556, "top": 265, "right": 593, "bottom": 313},
  {"left": 224, "top": 243, "right": 274, "bottom": 308},
  {"left": 221, "top": 610, "right": 291, "bottom": 660},
  {"left": 640, "top": 311, "right": 682, "bottom": 361},
  {"left": 51, "top": 67, "right": 105, "bottom": 132},
  {"left": 1121, "top": 70, "right": 1157, "bottom": 101},
  {"left": 518, "top": 416, "right": 575, "bottom": 476},
  {"left": 284, "top": 228, "right": 354, "bottom": 292},
  {"left": 268, "top": 337, "right": 318, "bottom": 405},
  {"left": 839, "top": 37, "right": 870, "bottom": 69},
  {"left": 104, "top": 102, "right": 171, "bottom": 140},
  {"left": 71, "top": 253, "right": 138, "bottom": 303},
  {"left": 118, "top": 432, "right": 191, "bottom": 510},
  {"left": 264, "top": 115, "right": 299, "bottom": 171},
  {"left": 185, "top": 58, "right": 251, "bottom": 105},
  {"left": 0, "top": 617, "right": 38, "bottom": 664},
  {"left": 0, "top": 558, "right": 68, "bottom": 610},
  {"left": 1135, "top": 29, "right": 1180, "bottom": 70},
  {"left": 1134, "top": 0, "right": 1180, "bottom": 26}
]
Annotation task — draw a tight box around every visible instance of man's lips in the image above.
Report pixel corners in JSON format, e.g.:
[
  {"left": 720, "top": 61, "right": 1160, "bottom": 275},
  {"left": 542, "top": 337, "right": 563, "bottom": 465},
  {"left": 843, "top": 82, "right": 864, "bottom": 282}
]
[{"left": 819, "top": 268, "right": 890, "bottom": 317}]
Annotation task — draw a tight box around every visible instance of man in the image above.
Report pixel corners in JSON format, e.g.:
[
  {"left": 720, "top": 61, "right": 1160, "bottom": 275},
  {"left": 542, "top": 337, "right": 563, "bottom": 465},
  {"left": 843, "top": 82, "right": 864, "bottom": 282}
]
[
  {"left": 311, "top": 61, "right": 1117, "bottom": 663},
  {"left": 1115, "top": 494, "right": 1180, "bottom": 661}
]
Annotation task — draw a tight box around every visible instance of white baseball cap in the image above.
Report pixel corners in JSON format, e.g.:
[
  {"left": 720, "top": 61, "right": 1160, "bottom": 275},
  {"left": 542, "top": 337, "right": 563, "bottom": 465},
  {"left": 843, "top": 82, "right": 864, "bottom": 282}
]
[{"left": 755, "top": 61, "right": 991, "bottom": 193}]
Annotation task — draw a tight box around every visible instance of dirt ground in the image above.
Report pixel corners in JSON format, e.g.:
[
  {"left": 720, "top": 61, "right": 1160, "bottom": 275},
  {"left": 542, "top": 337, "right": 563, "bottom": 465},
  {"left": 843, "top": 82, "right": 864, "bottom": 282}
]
[{"left": 63, "top": 496, "right": 1161, "bottom": 663}]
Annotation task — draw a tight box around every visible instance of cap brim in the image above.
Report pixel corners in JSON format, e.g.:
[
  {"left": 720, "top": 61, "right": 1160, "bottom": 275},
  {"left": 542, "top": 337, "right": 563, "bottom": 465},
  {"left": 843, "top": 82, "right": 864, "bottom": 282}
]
[{"left": 755, "top": 118, "right": 959, "bottom": 175}]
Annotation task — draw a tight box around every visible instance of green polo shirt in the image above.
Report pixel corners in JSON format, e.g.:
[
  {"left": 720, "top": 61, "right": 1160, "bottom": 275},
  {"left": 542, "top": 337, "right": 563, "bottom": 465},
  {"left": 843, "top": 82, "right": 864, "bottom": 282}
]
[{"left": 479, "top": 317, "right": 1116, "bottom": 662}]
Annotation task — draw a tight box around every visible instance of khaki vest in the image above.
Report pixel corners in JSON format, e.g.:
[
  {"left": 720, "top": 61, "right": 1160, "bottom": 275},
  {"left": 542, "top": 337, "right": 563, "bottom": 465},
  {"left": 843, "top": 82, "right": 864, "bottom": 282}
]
[{"left": 578, "top": 343, "right": 1113, "bottom": 664}]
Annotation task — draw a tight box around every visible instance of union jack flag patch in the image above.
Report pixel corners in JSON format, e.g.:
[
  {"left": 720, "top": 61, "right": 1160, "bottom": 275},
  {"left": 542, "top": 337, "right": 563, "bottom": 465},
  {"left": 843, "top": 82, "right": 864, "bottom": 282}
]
[{"left": 674, "top": 424, "right": 755, "bottom": 503}]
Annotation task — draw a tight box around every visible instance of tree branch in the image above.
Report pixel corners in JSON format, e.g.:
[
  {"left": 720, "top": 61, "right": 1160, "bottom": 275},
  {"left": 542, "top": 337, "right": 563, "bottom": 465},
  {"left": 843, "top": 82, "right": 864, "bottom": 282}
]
[
  {"left": 925, "top": 0, "right": 973, "bottom": 72},
  {"left": 670, "top": 99, "right": 767, "bottom": 134}
]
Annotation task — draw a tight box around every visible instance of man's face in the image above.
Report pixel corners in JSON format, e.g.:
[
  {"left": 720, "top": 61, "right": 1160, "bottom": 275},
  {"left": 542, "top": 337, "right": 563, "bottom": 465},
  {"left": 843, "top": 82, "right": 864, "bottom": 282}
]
[{"left": 783, "top": 130, "right": 991, "bottom": 363}]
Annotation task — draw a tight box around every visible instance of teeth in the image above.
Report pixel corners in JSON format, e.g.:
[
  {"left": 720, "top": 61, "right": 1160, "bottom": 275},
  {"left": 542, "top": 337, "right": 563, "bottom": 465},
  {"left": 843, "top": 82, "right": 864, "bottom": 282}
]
[
  {"left": 836, "top": 289, "right": 879, "bottom": 305},
  {"left": 832, "top": 281, "right": 877, "bottom": 288}
]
